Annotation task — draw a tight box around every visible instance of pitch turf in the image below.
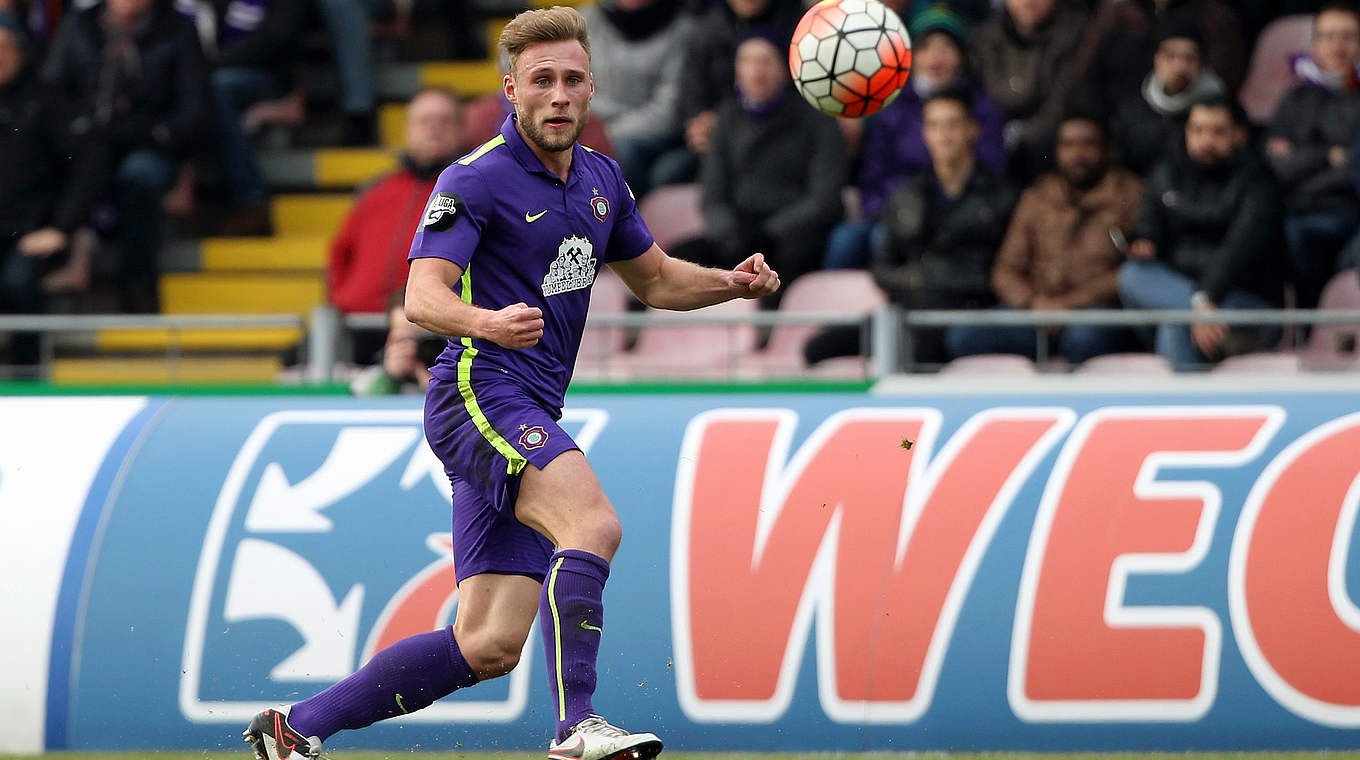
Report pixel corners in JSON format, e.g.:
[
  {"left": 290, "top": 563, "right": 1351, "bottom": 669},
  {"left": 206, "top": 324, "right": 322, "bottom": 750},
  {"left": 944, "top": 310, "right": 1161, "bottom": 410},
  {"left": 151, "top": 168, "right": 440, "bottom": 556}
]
[{"left": 5, "top": 753, "right": 1360, "bottom": 760}]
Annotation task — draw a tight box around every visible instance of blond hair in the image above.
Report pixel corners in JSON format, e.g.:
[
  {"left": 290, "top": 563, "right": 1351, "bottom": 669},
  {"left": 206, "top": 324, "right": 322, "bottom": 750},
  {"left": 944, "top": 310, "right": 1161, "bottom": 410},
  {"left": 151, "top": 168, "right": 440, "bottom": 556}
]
[{"left": 498, "top": 6, "right": 591, "bottom": 76}]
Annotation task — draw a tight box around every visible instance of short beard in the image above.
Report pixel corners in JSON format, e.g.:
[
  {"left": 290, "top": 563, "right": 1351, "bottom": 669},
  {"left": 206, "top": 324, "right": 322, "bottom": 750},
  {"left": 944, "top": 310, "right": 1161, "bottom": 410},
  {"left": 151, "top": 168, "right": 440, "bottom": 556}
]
[{"left": 519, "top": 112, "right": 586, "bottom": 154}]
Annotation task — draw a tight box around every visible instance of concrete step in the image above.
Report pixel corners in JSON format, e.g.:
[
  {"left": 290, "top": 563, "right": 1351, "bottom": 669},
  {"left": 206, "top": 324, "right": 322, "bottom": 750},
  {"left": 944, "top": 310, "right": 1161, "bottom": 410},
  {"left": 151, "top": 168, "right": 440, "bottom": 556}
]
[
  {"left": 50, "top": 356, "right": 284, "bottom": 384},
  {"left": 94, "top": 326, "right": 305, "bottom": 352},
  {"left": 273, "top": 193, "right": 355, "bottom": 236},
  {"left": 198, "top": 236, "right": 329, "bottom": 272},
  {"left": 160, "top": 272, "right": 325, "bottom": 314}
]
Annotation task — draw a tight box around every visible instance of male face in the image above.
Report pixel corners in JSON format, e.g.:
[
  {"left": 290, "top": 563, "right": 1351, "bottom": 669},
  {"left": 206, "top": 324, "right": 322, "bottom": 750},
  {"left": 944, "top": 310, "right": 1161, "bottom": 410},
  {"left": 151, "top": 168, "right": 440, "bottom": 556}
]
[
  {"left": 1005, "top": 0, "right": 1057, "bottom": 34},
  {"left": 922, "top": 97, "right": 978, "bottom": 166},
  {"left": 1312, "top": 8, "right": 1360, "bottom": 77},
  {"left": 505, "top": 39, "right": 593, "bottom": 154},
  {"left": 913, "top": 31, "right": 963, "bottom": 90},
  {"left": 1185, "top": 103, "right": 1244, "bottom": 166},
  {"left": 0, "top": 27, "right": 21, "bottom": 88},
  {"left": 735, "top": 37, "right": 786, "bottom": 104},
  {"left": 1056, "top": 119, "right": 1108, "bottom": 190},
  {"left": 1153, "top": 37, "right": 1202, "bottom": 95},
  {"left": 404, "top": 91, "right": 464, "bottom": 166}
]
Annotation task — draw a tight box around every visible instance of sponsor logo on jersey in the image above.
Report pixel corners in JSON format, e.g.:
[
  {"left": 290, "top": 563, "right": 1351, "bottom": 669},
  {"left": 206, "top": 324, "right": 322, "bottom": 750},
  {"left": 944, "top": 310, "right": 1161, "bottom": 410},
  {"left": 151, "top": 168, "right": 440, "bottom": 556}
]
[{"left": 541, "top": 235, "right": 597, "bottom": 296}]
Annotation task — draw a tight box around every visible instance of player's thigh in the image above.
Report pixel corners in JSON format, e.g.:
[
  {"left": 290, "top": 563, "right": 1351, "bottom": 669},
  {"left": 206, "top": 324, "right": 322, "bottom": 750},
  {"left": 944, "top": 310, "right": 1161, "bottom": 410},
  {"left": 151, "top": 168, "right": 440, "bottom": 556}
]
[
  {"left": 452, "top": 572, "right": 541, "bottom": 650},
  {"left": 514, "top": 449, "right": 619, "bottom": 551}
]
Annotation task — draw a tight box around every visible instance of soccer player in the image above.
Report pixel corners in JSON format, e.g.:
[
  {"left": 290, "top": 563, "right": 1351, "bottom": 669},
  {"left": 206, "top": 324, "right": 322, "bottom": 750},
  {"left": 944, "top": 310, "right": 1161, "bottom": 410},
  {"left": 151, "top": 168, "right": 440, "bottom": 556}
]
[{"left": 242, "top": 7, "right": 780, "bottom": 760}]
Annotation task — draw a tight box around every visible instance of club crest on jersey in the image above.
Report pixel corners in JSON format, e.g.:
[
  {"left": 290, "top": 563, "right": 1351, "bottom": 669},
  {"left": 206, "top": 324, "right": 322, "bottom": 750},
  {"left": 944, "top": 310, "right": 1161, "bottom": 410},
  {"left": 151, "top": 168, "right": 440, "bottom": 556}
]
[
  {"left": 591, "top": 195, "right": 610, "bottom": 223},
  {"left": 541, "top": 235, "right": 597, "bottom": 296},
  {"left": 518, "top": 425, "right": 549, "bottom": 450},
  {"left": 423, "top": 192, "right": 462, "bottom": 231}
]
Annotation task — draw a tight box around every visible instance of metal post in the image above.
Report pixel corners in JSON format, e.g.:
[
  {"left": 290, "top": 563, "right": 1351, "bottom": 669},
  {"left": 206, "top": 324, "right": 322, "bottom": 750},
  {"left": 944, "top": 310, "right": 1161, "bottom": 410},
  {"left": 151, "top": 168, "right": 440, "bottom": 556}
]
[
  {"left": 870, "top": 305, "right": 901, "bottom": 377},
  {"left": 308, "top": 304, "right": 341, "bottom": 384}
]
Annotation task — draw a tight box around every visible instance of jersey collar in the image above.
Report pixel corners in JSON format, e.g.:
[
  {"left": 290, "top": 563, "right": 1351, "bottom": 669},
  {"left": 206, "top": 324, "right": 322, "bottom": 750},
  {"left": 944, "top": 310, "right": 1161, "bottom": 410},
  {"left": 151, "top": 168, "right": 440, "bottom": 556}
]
[{"left": 500, "top": 114, "right": 585, "bottom": 187}]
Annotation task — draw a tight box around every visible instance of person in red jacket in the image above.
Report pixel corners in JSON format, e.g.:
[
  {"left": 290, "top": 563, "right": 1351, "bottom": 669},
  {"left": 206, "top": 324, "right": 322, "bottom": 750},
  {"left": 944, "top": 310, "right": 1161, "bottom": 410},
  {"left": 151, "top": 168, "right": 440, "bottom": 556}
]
[{"left": 328, "top": 87, "right": 465, "bottom": 360}]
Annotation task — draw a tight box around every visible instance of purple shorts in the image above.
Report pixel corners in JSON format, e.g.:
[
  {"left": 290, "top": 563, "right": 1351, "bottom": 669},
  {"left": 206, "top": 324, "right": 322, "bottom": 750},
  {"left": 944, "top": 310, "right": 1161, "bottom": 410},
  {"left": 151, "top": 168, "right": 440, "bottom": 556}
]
[{"left": 422, "top": 374, "right": 578, "bottom": 584}]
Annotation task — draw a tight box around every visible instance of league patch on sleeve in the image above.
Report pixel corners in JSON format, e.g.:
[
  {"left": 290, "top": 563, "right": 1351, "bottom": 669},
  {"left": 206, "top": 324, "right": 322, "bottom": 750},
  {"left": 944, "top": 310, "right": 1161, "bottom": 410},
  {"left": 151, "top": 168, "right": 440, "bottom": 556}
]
[{"left": 423, "top": 192, "right": 463, "bottom": 231}]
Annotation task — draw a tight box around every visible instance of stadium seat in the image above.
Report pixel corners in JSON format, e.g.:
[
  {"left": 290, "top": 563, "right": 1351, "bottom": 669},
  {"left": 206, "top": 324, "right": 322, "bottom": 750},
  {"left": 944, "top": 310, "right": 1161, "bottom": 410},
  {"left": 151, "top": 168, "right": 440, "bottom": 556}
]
[
  {"left": 1075, "top": 352, "right": 1174, "bottom": 375},
  {"left": 1213, "top": 351, "right": 1302, "bottom": 374},
  {"left": 939, "top": 354, "right": 1038, "bottom": 375},
  {"left": 738, "top": 270, "right": 888, "bottom": 378},
  {"left": 573, "top": 269, "right": 632, "bottom": 381},
  {"left": 1240, "top": 14, "right": 1313, "bottom": 123},
  {"left": 1303, "top": 268, "right": 1360, "bottom": 370},
  {"left": 609, "top": 297, "right": 759, "bottom": 379},
  {"left": 637, "top": 184, "right": 705, "bottom": 250}
]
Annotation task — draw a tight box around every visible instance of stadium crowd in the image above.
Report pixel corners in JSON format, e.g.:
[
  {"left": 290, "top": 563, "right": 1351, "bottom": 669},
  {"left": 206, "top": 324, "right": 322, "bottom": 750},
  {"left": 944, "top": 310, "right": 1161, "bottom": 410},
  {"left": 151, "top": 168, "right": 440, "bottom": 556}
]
[{"left": 1, "top": 0, "right": 1358, "bottom": 376}]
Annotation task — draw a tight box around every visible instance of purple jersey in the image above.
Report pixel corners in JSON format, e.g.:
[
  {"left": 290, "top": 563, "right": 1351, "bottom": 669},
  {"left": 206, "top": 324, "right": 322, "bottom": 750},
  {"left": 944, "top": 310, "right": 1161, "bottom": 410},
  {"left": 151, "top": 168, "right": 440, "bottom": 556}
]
[{"left": 409, "top": 115, "right": 654, "bottom": 414}]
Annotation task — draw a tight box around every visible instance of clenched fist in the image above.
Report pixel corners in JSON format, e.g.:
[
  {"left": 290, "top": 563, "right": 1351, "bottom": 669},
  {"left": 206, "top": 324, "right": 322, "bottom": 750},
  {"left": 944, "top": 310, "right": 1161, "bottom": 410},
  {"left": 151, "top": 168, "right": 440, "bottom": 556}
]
[{"left": 481, "top": 302, "right": 544, "bottom": 349}]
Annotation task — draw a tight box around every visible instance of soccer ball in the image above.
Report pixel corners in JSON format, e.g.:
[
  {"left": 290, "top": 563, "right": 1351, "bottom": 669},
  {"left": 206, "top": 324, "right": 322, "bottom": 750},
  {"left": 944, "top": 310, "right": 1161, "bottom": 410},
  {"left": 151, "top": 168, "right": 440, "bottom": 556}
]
[{"left": 789, "top": 0, "right": 912, "bottom": 118}]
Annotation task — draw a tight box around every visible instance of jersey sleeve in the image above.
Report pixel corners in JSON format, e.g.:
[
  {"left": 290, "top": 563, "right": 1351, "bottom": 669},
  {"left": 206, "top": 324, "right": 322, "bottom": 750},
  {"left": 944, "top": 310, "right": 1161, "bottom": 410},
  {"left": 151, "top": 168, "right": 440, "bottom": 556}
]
[
  {"left": 407, "top": 164, "right": 490, "bottom": 268},
  {"left": 604, "top": 164, "right": 654, "bottom": 263}
]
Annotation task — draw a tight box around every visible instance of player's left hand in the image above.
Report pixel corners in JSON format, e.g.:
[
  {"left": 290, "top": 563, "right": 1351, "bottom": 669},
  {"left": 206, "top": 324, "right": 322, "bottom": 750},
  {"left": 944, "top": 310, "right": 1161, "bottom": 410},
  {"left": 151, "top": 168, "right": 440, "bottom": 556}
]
[{"left": 733, "top": 252, "right": 780, "bottom": 299}]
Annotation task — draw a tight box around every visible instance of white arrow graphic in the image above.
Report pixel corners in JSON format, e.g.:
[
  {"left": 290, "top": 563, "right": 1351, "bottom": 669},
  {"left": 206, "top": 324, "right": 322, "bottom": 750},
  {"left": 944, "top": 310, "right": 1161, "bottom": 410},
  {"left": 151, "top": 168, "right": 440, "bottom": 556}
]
[
  {"left": 246, "top": 426, "right": 420, "bottom": 532},
  {"left": 225, "top": 538, "right": 364, "bottom": 681}
]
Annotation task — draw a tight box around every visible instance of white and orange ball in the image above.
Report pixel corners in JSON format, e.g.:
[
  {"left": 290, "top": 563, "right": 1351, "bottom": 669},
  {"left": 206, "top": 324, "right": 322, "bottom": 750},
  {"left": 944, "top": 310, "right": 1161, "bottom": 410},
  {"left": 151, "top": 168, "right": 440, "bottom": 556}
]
[{"left": 789, "top": 0, "right": 912, "bottom": 118}]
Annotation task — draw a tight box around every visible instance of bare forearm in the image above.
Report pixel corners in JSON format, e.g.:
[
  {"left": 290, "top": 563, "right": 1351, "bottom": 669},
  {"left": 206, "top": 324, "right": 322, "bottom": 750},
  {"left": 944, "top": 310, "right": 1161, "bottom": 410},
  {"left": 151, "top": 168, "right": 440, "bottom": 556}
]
[
  {"left": 405, "top": 279, "right": 487, "bottom": 339},
  {"left": 642, "top": 255, "right": 744, "bottom": 310}
]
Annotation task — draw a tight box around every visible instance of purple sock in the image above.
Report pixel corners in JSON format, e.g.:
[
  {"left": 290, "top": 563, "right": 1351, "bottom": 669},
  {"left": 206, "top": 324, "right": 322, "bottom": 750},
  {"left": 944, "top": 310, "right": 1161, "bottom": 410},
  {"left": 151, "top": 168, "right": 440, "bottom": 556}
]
[
  {"left": 286, "top": 626, "right": 478, "bottom": 741},
  {"left": 540, "top": 549, "right": 610, "bottom": 743}
]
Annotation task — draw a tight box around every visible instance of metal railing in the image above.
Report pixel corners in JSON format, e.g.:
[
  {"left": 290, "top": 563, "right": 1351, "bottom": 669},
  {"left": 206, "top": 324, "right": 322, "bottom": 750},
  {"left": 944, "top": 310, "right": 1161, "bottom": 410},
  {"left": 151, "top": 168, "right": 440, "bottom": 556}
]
[{"left": 3, "top": 306, "right": 1358, "bottom": 383}]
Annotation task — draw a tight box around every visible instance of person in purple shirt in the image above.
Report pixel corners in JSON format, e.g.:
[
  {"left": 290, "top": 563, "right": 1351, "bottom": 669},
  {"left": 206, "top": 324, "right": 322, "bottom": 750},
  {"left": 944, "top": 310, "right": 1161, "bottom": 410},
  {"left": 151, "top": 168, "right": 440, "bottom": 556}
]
[
  {"left": 823, "top": 6, "right": 1005, "bottom": 270},
  {"left": 241, "top": 8, "right": 779, "bottom": 760}
]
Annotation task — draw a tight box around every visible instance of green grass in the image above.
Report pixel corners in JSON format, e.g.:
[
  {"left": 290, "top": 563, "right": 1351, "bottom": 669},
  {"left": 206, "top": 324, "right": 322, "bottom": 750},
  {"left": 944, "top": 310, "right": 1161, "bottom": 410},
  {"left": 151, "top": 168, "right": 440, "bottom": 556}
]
[{"left": 6, "top": 753, "right": 1360, "bottom": 760}]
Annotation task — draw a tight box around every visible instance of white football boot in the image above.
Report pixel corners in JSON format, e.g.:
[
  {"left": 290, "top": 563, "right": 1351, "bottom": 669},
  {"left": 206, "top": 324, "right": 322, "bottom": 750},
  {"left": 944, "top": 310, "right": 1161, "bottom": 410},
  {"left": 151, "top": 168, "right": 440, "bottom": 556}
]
[{"left": 547, "top": 714, "right": 663, "bottom": 760}]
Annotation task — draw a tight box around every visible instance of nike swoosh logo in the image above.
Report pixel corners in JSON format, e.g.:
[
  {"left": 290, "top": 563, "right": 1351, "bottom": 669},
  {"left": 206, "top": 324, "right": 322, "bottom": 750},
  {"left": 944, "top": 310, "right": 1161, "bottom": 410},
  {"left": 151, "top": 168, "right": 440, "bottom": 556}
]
[
  {"left": 580, "top": 620, "right": 602, "bottom": 633},
  {"left": 525, "top": 210, "right": 548, "bottom": 223},
  {"left": 274, "top": 712, "right": 299, "bottom": 757}
]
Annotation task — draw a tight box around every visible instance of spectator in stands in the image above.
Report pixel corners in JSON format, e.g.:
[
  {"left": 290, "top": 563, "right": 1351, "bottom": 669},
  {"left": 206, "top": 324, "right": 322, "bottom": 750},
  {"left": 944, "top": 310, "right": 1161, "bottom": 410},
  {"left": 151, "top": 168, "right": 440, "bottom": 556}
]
[
  {"left": 350, "top": 290, "right": 438, "bottom": 395},
  {"left": 312, "top": 0, "right": 378, "bottom": 146},
  {"left": 896, "top": 0, "right": 993, "bottom": 26},
  {"left": 0, "top": 13, "right": 101, "bottom": 365},
  {"left": 807, "top": 89, "right": 1017, "bottom": 367},
  {"left": 1111, "top": 20, "right": 1224, "bottom": 175},
  {"left": 1119, "top": 96, "right": 1285, "bottom": 368},
  {"left": 972, "top": 0, "right": 1088, "bottom": 180},
  {"left": 946, "top": 113, "right": 1143, "bottom": 364},
  {"left": 660, "top": 0, "right": 802, "bottom": 186},
  {"left": 43, "top": 0, "right": 208, "bottom": 312},
  {"left": 676, "top": 27, "right": 845, "bottom": 300},
  {"left": 329, "top": 88, "right": 464, "bottom": 359},
  {"left": 1266, "top": 1, "right": 1360, "bottom": 309},
  {"left": 464, "top": 50, "right": 614, "bottom": 157},
  {"left": 179, "top": 0, "right": 306, "bottom": 235},
  {"left": 822, "top": 5, "right": 1005, "bottom": 270},
  {"left": 1077, "top": 0, "right": 1245, "bottom": 123},
  {"left": 579, "top": 0, "right": 690, "bottom": 199}
]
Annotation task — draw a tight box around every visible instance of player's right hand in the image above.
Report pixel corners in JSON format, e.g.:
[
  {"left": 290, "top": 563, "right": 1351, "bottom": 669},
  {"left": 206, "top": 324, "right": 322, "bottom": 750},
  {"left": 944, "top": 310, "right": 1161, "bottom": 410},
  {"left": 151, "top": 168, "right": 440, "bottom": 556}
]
[{"left": 482, "top": 302, "right": 544, "bottom": 349}]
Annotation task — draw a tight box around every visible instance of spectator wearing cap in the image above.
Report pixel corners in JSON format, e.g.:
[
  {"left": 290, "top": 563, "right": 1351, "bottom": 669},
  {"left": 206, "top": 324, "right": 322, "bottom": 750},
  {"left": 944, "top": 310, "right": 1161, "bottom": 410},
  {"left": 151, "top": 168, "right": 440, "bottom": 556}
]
[
  {"left": 822, "top": 4, "right": 1005, "bottom": 270},
  {"left": 1111, "top": 19, "right": 1224, "bottom": 175},
  {"left": 971, "top": 0, "right": 1088, "bottom": 181},
  {"left": 1266, "top": 1, "right": 1360, "bottom": 309},
  {"left": 1119, "top": 96, "right": 1285, "bottom": 368},
  {"left": 673, "top": 26, "right": 846, "bottom": 297},
  {"left": 0, "top": 13, "right": 102, "bottom": 364},
  {"left": 42, "top": 0, "right": 208, "bottom": 312}
]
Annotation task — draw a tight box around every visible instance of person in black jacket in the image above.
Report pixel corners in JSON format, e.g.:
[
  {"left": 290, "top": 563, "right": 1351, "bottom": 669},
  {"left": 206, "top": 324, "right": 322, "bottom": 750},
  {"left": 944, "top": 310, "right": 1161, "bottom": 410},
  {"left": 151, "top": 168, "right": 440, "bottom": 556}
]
[
  {"left": 805, "top": 88, "right": 1017, "bottom": 367},
  {"left": 673, "top": 27, "right": 846, "bottom": 297},
  {"left": 42, "top": 0, "right": 207, "bottom": 311},
  {"left": 1265, "top": 1, "right": 1360, "bottom": 309},
  {"left": 0, "top": 14, "right": 102, "bottom": 364},
  {"left": 177, "top": 0, "right": 305, "bottom": 233},
  {"left": 1118, "top": 96, "right": 1285, "bottom": 368}
]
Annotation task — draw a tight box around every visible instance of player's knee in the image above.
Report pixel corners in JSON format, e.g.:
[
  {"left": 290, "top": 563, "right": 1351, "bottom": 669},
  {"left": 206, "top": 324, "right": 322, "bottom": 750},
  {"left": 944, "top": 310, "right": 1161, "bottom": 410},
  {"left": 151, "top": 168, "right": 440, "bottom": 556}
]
[{"left": 458, "top": 629, "right": 524, "bottom": 679}]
